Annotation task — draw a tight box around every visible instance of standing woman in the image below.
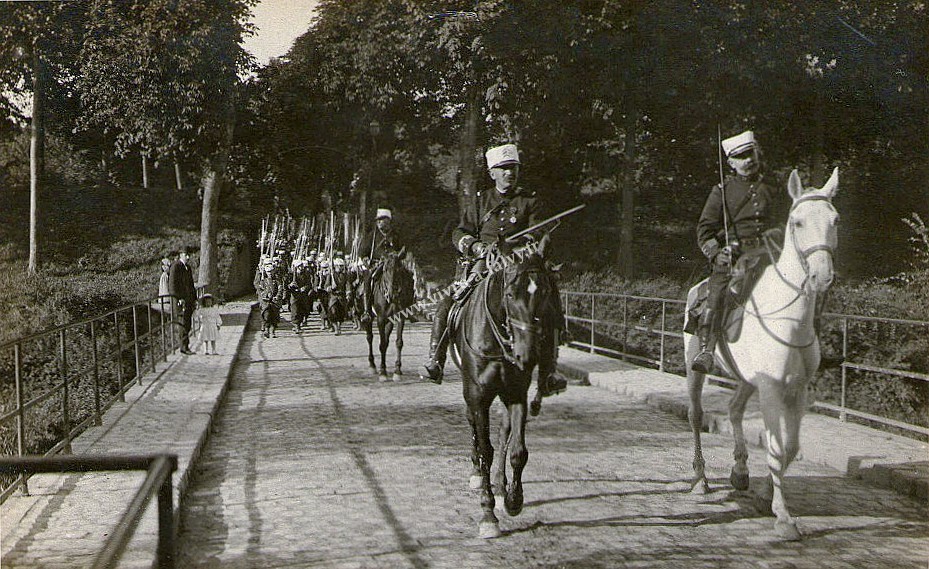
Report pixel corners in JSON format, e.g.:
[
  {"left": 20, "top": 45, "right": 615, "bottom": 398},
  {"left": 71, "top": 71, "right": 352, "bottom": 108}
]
[{"left": 158, "top": 257, "right": 171, "bottom": 313}]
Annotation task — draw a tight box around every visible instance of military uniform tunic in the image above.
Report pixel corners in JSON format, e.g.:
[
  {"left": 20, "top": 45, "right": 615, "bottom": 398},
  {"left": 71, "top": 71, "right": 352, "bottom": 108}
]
[
  {"left": 360, "top": 228, "right": 404, "bottom": 262},
  {"left": 453, "top": 187, "right": 541, "bottom": 254},
  {"left": 697, "top": 174, "right": 784, "bottom": 259}
]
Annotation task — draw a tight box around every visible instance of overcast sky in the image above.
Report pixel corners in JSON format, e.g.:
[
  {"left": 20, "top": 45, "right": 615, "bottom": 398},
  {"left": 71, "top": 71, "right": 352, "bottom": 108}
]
[{"left": 243, "top": 0, "right": 320, "bottom": 65}]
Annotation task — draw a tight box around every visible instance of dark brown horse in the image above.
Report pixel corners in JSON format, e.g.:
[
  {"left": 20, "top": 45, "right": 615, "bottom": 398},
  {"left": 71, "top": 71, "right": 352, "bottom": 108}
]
[
  {"left": 448, "top": 237, "right": 556, "bottom": 538},
  {"left": 365, "top": 249, "right": 414, "bottom": 382}
]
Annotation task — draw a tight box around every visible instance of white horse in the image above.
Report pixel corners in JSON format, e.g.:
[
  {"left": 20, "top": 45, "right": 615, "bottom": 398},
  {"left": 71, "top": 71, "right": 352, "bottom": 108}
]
[{"left": 683, "top": 167, "right": 840, "bottom": 540}]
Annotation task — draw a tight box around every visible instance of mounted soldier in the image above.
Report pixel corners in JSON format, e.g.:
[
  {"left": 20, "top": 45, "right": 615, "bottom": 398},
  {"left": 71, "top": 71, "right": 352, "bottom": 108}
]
[
  {"left": 358, "top": 208, "right": 406, "bottom": 323},
  {"left": 691, "top": 130, "right": 787, "bottom": 374},
  {"left": 420, "top": 143, "right": 568, "bottom": 398}
]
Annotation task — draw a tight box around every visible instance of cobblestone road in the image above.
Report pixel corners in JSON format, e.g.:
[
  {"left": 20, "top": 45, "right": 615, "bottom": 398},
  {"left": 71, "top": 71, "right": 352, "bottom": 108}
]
[{"left": 178, "top": 316, "right": 928, "bottom": 569}]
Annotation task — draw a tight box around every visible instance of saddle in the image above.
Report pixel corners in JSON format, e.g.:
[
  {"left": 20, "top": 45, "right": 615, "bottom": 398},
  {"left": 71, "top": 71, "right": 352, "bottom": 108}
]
[
  {"left": 446, "top": 276, "right": 483, "bottom": 337},
  {"left": 684, "top": 250, "right": 770, "bottom": 343}
]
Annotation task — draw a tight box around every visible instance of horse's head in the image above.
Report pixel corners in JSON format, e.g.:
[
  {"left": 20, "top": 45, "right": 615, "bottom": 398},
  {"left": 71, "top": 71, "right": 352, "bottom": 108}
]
[
  {"left": 378, "top": 247, "right": 410, "bottom": 304},
  {"left": 786, "top": 167, "right": 840, "bottom": 294},
  {"left": 500, "top": 235, "right": 555, "bottom": 370}
]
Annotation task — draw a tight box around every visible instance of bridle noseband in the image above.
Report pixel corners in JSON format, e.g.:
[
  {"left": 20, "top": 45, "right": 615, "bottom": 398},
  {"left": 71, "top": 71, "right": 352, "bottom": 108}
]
[{"left": 789, "top": 194, "right": 836, "bottom": 273}]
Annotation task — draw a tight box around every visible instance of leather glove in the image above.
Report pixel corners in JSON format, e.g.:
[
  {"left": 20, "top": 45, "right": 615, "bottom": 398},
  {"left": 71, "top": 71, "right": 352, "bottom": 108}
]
[
  {"left": 700, "top": 238, "right": 720, "bottom": 261},
  {"left": 471, "top": 241, "right": 488, "bottom": 258}
]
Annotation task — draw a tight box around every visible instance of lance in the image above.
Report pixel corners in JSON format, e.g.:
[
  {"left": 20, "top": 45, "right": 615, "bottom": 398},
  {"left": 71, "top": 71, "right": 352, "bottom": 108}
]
[
  {"left": 717, "top": 124, "right": 731, "bottom": 253},
  {"left": 505, "top": 204, "right": 586, "bottom": 243}
]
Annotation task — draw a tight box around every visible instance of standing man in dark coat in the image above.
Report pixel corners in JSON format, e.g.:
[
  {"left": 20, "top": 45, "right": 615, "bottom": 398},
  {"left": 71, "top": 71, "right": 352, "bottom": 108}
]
[
  {"left": 168, "top": 247, "right": 197, "bottom": 355},
  {"left": 421, "top": 143, "right": 568, "bottom": 398},
  {"left": 692, "top": 130, "right": 786, "bottom": 373}
]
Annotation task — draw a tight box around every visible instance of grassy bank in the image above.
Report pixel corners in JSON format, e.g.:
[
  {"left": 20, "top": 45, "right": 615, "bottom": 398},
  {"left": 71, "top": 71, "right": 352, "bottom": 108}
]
[{"left": 0, "top": 183, "right": 253, "bottom": 344}]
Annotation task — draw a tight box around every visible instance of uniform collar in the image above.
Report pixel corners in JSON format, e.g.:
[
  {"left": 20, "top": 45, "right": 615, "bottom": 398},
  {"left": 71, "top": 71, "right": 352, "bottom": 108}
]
[{"left": 734, "top": 172, "right": 763, "bottom": 184}]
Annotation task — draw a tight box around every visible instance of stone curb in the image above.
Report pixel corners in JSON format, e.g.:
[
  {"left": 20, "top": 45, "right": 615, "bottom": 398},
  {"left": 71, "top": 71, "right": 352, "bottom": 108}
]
[
  {"left": 557, "top": 347, "right": 928, "bottom": 501},
  {"left": 172, "top": 301, "right": 257, "bottom": 530},
  {"left": 0, "top": 300, "right": 258, "bottom": 569}
]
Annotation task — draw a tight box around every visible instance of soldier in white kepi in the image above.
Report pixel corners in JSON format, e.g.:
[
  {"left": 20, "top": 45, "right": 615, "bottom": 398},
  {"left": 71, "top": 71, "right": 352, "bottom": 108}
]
[
  {"left": 421, "top": 143, "right": 569, "bottom": 400},
  {"left": 358, "top": 207, "right": 406, "bottom": 322},
  {"left": 692, "top": 130, "right": 786, "bottom": 374}
]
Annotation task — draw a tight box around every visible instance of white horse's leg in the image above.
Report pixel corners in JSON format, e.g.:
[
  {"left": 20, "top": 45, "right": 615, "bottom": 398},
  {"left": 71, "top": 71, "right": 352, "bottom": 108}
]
[
  {"left": 728, "top": 381, "right": 757, "bottom": 491},
  {"left": 687, "top": 367, "right": 710, "bottom": 494},
  {"left": 759, "top": 374, "right": 806, "bottom": 540}
]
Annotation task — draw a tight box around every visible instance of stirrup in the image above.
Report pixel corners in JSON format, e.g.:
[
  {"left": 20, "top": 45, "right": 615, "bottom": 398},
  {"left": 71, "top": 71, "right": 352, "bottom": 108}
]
[
  {"left": 420, "top": 361, "right": 444, "bottom": 384},
  {"left": 539, "top": 372, "right": 567, "bottom": 397}
]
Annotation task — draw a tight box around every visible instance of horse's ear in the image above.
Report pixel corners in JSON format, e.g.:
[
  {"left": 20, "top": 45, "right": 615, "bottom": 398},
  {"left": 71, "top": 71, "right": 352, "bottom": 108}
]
[
  {"left": 787, "top": 169, "right": 803, "bottom": 200},
  {"left": 822, "top": 167, "right": 839, "bottom": 198},
  {"left": 398, "top": 246, "right": 407, "bottom": 260}
]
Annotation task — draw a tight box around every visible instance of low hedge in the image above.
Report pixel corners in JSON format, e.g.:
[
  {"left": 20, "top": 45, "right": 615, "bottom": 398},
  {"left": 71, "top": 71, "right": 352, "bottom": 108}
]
[{"left": 561, "top": 268, "right": 929, "bottom": 435}]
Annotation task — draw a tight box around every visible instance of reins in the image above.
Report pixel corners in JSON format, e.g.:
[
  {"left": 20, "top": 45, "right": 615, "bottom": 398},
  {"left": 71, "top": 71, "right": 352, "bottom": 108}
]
[
  {"left": 738, "top": 193, "right": 834, "bottom": 347},
  {"left": 460, "top": 260, "right": 547, "bottom": 365}
]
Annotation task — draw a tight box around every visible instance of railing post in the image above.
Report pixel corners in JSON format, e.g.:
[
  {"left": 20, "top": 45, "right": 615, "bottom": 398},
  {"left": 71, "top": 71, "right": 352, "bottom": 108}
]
[
  {"left": 621, "top": 296, "right": 628, "bottom": 361},
  {"left": 840, "top": 317, "right": 848, "bottom": 422},
  {"left": 114, "top": 311, "right": 125, "bottom": 402},
  {"left": 148, "top": 303, "right": 156, "bottom": 374},
  {"left": 169, "top": 297, "right": 177, "bottom": 352},
  {"left": 160, "top": 299, "right": 168, "bottom": 362},
  {"left": 590, "top": 294, "right": 596, "bottom": 354},
  {"left": 132, "top": 305, "right": 142, "bottom": 385},
  {"left": 157, "top": 471, "right": 176, "bottom": 569},
  {"left": 59, "top": 329, "right": 72, "bottom": 454},
  {"left": 659, "top": 300, "right": 667, "bottom": 372},
  {"left": 14, "top": 343, "right": 29, "bottom": 495},
  {"left": 91, "top": 321, "right": 102, "bottom": 426}
]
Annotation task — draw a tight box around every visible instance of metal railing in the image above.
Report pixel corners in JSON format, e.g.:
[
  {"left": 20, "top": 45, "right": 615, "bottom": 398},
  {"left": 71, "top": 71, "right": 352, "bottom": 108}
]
[
  {"left": 561, "top": 290, "right": 929, "bottom": 438},
  {"left": 0, "top": 453, "right": 178, "bottom": 569},
  {"left": 0, "top": 294, "right": 201, "bottom": 502}
]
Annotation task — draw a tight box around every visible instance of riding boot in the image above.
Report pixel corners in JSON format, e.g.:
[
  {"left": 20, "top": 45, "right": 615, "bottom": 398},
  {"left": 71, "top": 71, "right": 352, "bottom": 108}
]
[
  {"left": 421, "top": 297, "right": 451, "bottom": 384},
  {"left": 361, "top": 279, "right": 372, "bottom": 323},
  {"left": 691, "top": 307, "right": 720, "bottom": 374},
  {"left": 537, "top": 332, "right": 568, "bottom": 397}
]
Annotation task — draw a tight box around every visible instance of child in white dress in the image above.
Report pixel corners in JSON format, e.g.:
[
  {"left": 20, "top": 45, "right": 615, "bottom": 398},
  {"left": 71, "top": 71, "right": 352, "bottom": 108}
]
[{"left": 196, "top": 294, "right": 223, "bottom": 355}]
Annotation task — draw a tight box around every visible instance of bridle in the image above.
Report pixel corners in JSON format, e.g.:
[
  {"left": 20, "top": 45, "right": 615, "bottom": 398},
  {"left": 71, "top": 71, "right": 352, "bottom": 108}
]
[
  {"left": 748, "top": 193, "right": 835, "bottom": 348},
  {"left": 789, "top": 194, "right": 836, "bottom": 275},
  {"left": 763, "top": 194, "right": 835, "bottom": 296},
  {"left": 473, "top": 261, "right": 547, "bottom": 365}
]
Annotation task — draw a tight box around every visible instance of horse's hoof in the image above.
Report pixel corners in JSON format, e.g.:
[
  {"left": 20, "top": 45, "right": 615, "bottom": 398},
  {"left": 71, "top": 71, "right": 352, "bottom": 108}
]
[
  {"left": 469, "top": 475, "right": 483, "bottom": 490},
  {"left": 775, "top": 520, "right": 802, "bottom": 541},
  {"left": 529, "top": 399, "right": 541, "bottom": 417},
  {"left": 730, "top": 469, "right": 750, "bottom": 491},
  {"left": 690, "top": 479, "right": 710, "bottom": 495},
  {"left": 391, "top": 373, "right": 402, "bottom": 383},
  {"left": 378, "top": 374, "right": 389, "bottom": 383},
  {"left": 478, "top": 521, "right": 501, "bottom": 539},
  {"left": 505, "top": 496, "right": 523, "bottom": 517}
]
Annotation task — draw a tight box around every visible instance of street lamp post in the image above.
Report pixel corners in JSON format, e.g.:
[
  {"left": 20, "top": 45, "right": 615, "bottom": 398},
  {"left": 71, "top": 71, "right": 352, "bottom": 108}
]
[{"left": 364, "top": 119, "right": 381, "bottom": 222}]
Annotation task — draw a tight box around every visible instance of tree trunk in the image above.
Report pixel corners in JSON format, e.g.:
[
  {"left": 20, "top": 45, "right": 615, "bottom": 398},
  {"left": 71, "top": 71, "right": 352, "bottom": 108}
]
[
  {"left": 28, "top": 51, "right": 45, "bottom": 275},
  {"left": 174, "top": 160, "right": 183, "bottom": 190},
  {"left": 141, "top": 153, "right": 149, "bottom": 189},
  {"left": 617, "top": 110, "right": 637, "bottom": 276},
  {"left": 810, "top": 87, "right": 826, "bottom": 187},
  {"left": 198, "top": 90, "right": 236, "bottom": 296},
  {"left": 457, "top": 84, "right": 481, "bottom": 225}
]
